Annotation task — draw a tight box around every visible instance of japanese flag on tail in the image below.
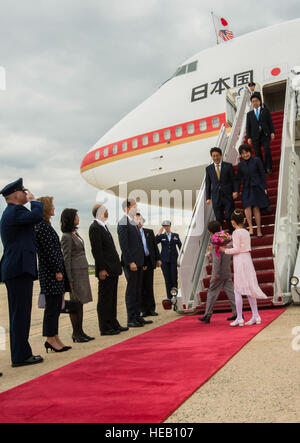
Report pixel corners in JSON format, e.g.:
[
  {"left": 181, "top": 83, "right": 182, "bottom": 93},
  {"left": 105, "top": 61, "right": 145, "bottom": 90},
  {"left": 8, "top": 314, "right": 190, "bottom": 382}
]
[{"left": 212, "top": 14, "right": 235, "bottom": 43}]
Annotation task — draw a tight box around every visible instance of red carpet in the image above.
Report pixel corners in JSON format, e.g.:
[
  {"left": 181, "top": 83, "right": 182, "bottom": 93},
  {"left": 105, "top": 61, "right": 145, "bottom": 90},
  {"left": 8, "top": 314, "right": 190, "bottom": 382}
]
[{"left": 0, "top": 309, "right": 285, "bottom": 423}]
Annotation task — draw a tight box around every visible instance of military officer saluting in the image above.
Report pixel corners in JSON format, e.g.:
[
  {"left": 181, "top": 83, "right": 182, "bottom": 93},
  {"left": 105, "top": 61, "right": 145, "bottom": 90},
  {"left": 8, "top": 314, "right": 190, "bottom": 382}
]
[
  {"left": 0, "top": 178, "right": 44, "bottom": 367},
  {"left": 156, "top": 221, "right": 182, "bottom": 300}
]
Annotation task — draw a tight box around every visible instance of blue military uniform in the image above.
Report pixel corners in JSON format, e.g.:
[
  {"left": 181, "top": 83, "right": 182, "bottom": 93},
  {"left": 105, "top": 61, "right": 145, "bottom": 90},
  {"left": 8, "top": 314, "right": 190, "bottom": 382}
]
[
  {"left": 156, "top": 222, "right": 182, "bottom": 300},
  {"left": 0, "top": 179, "right": 44, "bottom": 365}
]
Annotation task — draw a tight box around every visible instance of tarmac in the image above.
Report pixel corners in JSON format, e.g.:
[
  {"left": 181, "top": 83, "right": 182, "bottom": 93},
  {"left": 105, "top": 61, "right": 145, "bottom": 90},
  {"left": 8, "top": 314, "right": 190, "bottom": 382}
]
[{"left": 0, "top": 272, "right": 300, "bottom": 423}]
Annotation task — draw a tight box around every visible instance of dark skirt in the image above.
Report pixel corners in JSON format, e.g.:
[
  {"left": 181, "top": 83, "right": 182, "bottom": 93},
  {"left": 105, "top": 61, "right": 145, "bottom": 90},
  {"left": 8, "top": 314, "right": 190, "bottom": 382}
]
[{"left": 242, "top": 184, "right": 270, "bottom": 209}]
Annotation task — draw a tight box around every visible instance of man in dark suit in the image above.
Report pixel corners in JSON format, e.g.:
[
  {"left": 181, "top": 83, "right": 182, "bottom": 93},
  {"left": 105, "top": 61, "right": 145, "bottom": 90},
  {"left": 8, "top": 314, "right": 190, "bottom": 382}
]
[
  {"left": 247, "top": 93, "right": 275, "bottom": 174},
  {"left": 205, "top": 147, "right": 238, "bottom": 234},
  {"left": 117, "top": 199, "right": 151, "bottom": 328},
  {"left": 156, "top": 221, "right": 182, "bottom": 300},
  {"left": 0, "top": 178, "right": 44, "bottom": 367},
  {"left": 89, "top": 204, "right": 128, "bottom": 336},
  {"left": 136, "top": 213, "right": 161, "bottom": 317}
]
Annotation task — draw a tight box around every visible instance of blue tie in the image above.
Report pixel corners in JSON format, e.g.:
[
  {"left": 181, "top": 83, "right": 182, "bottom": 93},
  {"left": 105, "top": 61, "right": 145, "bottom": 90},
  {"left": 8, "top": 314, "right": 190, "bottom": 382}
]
[{"left": 256, "top": 109, "right": 260, "bottom": 120}]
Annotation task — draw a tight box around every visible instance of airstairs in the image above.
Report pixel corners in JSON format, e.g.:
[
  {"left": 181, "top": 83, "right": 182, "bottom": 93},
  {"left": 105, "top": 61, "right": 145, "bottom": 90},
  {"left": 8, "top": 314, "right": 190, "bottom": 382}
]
[{"left": 177, "top": 77, "right": 300, "bottom": 314}]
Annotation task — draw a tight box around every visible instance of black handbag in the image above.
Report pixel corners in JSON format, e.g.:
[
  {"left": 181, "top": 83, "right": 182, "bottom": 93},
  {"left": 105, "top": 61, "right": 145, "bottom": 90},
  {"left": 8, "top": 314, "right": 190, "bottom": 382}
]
[
  {"left": 61, "top": 299, "right": 79, "bottom": 314},
  {"left": 61, "top": 289, "right": 81, "bottom": 314}
]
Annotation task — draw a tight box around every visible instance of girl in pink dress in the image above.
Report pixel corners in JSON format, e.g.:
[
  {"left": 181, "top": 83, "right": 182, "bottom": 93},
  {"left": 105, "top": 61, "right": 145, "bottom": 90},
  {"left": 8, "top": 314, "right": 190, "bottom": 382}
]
[{"left": 219, "top": 209, "right": 267, "bottom": 327}]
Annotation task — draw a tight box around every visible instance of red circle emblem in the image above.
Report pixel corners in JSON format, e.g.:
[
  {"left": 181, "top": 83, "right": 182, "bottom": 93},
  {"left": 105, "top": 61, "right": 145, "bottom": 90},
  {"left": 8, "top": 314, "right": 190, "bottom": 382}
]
[
  {"left": 271, "top": 68, "right": 281, "bottom": 76},
  {"left": 221, "top": 18, "right": 228, "bottom": 26}
]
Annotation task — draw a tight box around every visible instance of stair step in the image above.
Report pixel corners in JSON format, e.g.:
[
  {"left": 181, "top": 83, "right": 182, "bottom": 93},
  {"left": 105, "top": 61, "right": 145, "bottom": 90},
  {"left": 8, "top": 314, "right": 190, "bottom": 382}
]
[
  {"left": 251, "top": 235, "right": 274, "bottom": 247},
  {"left": 251, "top": 247, "right": 273, "bottom": 258},
  {"left": 206, "top": 258, "right": 274, "bottom": 275},
  {"left": 203, "top": 270, "right": 274, "bottom": 288}
]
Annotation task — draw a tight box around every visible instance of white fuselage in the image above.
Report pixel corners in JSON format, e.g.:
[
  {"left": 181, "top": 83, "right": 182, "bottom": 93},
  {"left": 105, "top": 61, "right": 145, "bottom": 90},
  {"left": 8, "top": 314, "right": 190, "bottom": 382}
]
[{"left": 80, "top": 19, "right": 300, "bottom": 206}]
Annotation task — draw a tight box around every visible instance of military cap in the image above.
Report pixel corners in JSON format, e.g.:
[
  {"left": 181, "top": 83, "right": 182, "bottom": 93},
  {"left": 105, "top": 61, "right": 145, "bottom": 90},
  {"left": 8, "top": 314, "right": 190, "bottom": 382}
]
[
  {"left": 0, "top": 178, "right": 27, "bottom": 197},
  {"left": 162, "top": 220, "right": 171, "bottom": 226}
]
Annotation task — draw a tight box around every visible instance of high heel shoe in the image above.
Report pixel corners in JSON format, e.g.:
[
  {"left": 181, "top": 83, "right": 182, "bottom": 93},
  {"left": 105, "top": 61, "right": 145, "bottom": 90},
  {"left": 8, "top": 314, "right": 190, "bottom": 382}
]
[
  {"left": 81, "top": 332, "right": 95, "bottom": 341},
  {"left": 44, "top": 341, "right": 66, "bottom": 353},
  {"left": 198, "top": 315, "right": 211, "bottom": 324},
  {"left": 72, "top": 334, "right": 89, "bottom": 343}
]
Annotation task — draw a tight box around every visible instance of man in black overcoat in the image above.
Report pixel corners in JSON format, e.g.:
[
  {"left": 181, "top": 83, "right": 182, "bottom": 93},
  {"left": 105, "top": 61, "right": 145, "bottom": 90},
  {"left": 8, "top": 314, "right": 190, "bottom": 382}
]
[{"left": 89, "top": 204, "right": 128, "bottom": 336}]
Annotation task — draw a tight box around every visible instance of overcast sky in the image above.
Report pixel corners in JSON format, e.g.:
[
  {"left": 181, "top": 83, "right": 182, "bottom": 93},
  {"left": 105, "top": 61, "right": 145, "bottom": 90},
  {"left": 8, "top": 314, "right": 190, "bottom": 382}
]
[{"left": 0, "top": 0, "right": 299, "bottom": 259}]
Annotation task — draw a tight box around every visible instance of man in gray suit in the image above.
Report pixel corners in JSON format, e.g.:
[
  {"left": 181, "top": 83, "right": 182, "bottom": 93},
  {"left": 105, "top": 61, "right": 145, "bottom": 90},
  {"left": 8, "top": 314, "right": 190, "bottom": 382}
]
[{"left": 198, "top": 221, "right": 237, "bottom": 324}]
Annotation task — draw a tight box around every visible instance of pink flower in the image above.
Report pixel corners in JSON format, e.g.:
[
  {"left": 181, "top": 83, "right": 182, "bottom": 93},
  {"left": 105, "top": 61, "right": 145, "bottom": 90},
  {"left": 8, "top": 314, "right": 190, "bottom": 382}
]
[{"left": 211, "top": 231, "right": 231, "bottom": 258}]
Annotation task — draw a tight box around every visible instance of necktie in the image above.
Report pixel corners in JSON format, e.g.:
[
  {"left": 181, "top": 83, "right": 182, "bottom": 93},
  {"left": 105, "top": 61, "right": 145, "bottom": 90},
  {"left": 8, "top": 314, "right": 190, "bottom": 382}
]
[
  {"left": 256, "top": 109, "right": 260, "bottom": 120},
  {"left": 216, "top": 164, "right": 221, "bottom": 181},
  {"left": 105, "top": 224, "right": 112, "bottom": 238}
]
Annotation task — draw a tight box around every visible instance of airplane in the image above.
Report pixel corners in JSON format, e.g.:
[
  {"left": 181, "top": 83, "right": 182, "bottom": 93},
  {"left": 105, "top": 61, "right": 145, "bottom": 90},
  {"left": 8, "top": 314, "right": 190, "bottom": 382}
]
[{"left": 80, "top": 18, "right": 300, "bottom": 208}]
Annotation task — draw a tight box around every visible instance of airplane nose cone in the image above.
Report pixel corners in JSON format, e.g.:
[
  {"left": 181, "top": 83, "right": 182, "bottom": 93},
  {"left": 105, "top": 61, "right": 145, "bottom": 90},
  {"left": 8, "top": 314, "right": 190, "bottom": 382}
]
[{"left": 80, "top": 151, "right": 99, "bottom": 188}]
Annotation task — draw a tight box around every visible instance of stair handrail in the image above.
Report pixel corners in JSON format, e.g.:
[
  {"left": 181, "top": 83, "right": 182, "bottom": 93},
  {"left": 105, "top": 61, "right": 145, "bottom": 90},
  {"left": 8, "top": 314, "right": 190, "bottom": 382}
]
[
  {"left": 177, "top": 88, "right": 251, "bottom": 311},
  {"left": 273, "top": 78, "right": 300, "bottom": 302}
]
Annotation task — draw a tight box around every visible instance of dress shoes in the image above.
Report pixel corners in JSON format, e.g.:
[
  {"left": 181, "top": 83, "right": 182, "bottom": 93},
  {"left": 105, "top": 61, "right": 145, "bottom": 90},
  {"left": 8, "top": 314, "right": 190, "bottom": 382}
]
[
  {"left": 198, "top": 315, "right": 211, "bottom": 324},
  {"left": 142, "top": 311, "right": 159, "bottom": 317},
  {"left": 116, "top": 326, "right": 129, "bottom": 332},
  {"left": 138, "top": 318, "right": 153, "bottom": 325},
  {"left": 81, "top": 333, "right": 95, "bottom": 341},
  {"left": 72, "top": 334, "right": 90, "bottom": 343},
  {"left": 227, "top": 315, "right": 237, "bottom": 321},
  {"left": 128, "top": 322, "right": 144, "bottom": 328},
  {"left": 12, "top": 355, "right": 44, "bottom": 368},
  {"left": 101, "top": 330, "right": 120, "bottom": 336}
]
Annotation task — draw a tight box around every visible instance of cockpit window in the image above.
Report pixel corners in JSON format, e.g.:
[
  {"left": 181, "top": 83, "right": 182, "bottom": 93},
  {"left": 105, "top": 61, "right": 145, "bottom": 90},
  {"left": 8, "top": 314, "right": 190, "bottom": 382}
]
[
  {"left": 174, "top": 61, "right": 198, "bottom": 77},
  {"left": 161, "top": 61, "right": 198, "bottom": 87},
  {"left": 187, "top": 61, "right": 198, "bottom": 73},
  {"left": 175, "top": 65, "right": 187, "bottom": 76}
]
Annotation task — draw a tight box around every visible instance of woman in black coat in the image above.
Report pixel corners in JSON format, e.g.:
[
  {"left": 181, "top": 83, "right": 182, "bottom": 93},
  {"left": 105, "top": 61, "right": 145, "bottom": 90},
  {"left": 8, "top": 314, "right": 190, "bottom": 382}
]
[
  {"left": 35, "top": 196, "right": 71, "bottom": 353},
  {"left": 236, "top": 144, "right": 270, "bottom": 238}
]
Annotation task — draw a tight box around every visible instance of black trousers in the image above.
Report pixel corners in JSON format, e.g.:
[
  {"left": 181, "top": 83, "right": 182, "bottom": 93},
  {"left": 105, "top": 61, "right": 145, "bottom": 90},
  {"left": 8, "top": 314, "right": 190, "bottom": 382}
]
[
  {"left": 213, "top": 198, "right": 235, "bottom": 234},
  {"left": 97, "top": 276, "right": 120, "bottom": 333},
  {"left": 123, "top": 266, "right": 143, "bottom": 323},
  {"left": 161, "top": 262, "right": 178, "bottom": 300},
  {"left": 141, "top": 260, "right": 156, "bottom": 314},
  {"left": 5, "top": 274, "right": 34, "bottom": 364},
  {"left": 43, "top": 294, "right": 62, "bottom": 337},
  {"left": 253, "top": 136, "right": 272, "bottom": 171}
]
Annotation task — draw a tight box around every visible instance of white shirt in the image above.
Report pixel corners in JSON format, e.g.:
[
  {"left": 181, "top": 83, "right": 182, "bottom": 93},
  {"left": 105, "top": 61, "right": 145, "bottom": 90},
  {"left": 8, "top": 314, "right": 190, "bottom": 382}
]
[
  {"left": 214, "top": 162, "right": 222, "bottom": 173},
  {"left": 254, "top": 106, "right": 261, "bottom": 119},
  {"left": 95, "top": 219, "right": 109, "bottom": 231}
]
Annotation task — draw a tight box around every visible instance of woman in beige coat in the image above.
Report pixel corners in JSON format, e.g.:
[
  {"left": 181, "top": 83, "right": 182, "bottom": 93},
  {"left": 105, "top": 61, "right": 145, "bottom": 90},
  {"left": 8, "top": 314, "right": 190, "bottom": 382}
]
[{"left": 61, "top": 208, "right": 94, "bottom": 343}]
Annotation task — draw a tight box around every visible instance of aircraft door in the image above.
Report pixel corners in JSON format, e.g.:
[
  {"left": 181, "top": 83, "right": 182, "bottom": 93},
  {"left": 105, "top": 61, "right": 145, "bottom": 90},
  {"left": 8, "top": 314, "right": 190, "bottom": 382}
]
[{"left": 262, "top": 80, "right": 287, "bottom": 112}]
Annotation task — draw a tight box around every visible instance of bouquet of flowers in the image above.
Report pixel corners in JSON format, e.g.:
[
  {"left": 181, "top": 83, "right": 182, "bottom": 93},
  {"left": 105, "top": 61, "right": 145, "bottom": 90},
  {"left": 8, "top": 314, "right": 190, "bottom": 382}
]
[{"left": 210, "top": 230, "right": 231, "bottom": 258}]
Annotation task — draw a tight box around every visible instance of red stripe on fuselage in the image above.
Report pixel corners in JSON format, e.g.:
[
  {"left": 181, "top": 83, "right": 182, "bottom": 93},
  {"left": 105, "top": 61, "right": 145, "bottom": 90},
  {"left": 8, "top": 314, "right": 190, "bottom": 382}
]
[{"left": 80, "top": 112, "right": 228, "bottom": 171}]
